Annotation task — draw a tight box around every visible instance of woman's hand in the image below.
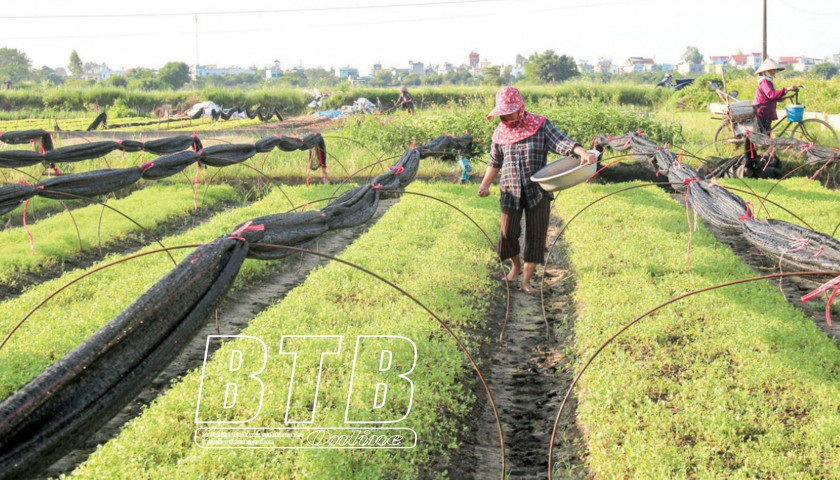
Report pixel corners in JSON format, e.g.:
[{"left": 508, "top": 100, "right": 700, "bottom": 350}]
[
  {"left": 579, "top": 151, "right": 599, "bottom": 166},
  {"left": 477, "top": 184, "right": 491, "bottom": 197}
]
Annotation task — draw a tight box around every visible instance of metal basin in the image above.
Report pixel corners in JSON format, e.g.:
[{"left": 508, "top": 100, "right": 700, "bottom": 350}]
[{"left": 530, "top": 151, "right": 600, "bottom": 192}]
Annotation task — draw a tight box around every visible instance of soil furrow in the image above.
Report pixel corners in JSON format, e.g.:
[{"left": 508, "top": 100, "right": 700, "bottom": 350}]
[{"left": 458, "top": 209, "right": 587, "bottom": 480}]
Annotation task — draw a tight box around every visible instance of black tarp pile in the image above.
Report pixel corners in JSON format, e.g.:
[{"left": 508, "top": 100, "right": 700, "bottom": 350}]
[
  {"left": 416, "top": 134, "right": 473, "bottom": 159},
  {"left": 0, "top": 134, "right": 461, "bottom": 480},
  {"left": 595, "top": 130, "right": 840, "bottom": 294},
  {"left": 81, "top": 105, "right": 284, "bottom": 131},
  {"left": 0, "top": 132, "right": 330, "bottom": 216}
]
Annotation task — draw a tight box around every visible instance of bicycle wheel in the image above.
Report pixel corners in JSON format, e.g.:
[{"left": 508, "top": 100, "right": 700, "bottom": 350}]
[
  {"left": 714, "top": 123, "right": 743, "bottom": 158},
  {"left": 791, "top": 119, "right": 839, "bottom": 147}
]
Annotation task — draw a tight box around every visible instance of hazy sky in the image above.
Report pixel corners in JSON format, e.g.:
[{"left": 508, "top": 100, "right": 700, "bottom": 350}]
[{"left": 0, "top": 0, "right": 837, "bottom": 74}]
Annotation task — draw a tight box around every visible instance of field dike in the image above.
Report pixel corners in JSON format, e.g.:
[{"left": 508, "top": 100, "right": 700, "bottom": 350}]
[
  {"left": 459, "top": 207, "right": 587, "bottom": 480},
  {"left": 41, "top": 197, "right": 399, "bottom": 479}
]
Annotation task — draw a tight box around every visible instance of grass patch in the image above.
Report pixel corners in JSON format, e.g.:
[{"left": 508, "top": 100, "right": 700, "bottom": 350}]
[
  {"left": 0, "top": 183, "right": 234, "bottom": 286},
  {"left": 554, "top": 182, "right": 840, "bottom": 479}
]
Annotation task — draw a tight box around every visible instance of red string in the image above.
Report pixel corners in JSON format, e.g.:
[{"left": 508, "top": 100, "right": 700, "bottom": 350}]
[
  {"left": 387, "top": 165, "right": 405, "bottom": 175},
  {"left": 683, "top": 177, "right": 701, "bottom": 184},
  {"left": 802, "top": 275, "right": 840, "bottom": 327},
  {"left": 22, "top": 198, "right": 34, "bottom": 255},
  {"left": 815, "top": 244, "right": 824, "bottom": 258},
  {"left": 193, "top": 163, "right": 200, "bottom": 210},
  {"left": 796, "top": 142, "right": 815, "bottom": 157},
  {"left": 17, "top": 182, "right": 44, "bottom": 256},
  {"left": 29, "top": 139, "right": 45, "bottom": 155},
  {"left": 411, "top": 140, "right": 416, "bottom": 150},
  {"left": 738, "top": 202, "right": 754, "bottom": 220},
  {"left": 802, "top": 157, "right": 834, "bottom": 186},
  {"left": 371, "top": 184, "right": 383, "bottom": 189},
  {"left": 139, "top": 161, "right": 155, "bottom": 173},
  {"left": 231, "top": 220, "right": 265, "bottom": 236}
]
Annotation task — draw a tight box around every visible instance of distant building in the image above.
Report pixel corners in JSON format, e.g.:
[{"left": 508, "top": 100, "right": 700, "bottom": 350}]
[
  {"left": 576, "top": 59, "right": 593, "bottom": 74},
  {"left": 659, "top": 63, "right": 674, "bottom": 72},
  {"left": 778, "top": 56, "right": 797, "bottom": 66},
  {"left": 511, "top": 66, "right": 525, "bottom": 78},
  {"left": 678, "top": 62, "right": 705, "bottom": 75},
  {"left": 265, "top": 60, "right": 282, "bottom": 80},
  {"left": 81, "top": 63, "right": 126, "bottom": 81},
  {"left": 438, "top": 62, "right": 455, "bottom": 75},
  {"left": 371, "top": 62, "right": 382, "bottom": 76},
  {"left": 335, "top": 66, "right": 359, "bottom": 78},
  {"left": 593, "top": 58, "right": 613, "bottom": 74},
  {"left": 409, "top": 61, "right": 425, "bottom": 76},
  {"left": 468, "top": 51, "right": 479, "bottom": 68},
  {"left": 792, "top": 57, "right": 816, "bottom": 72},
  {"left": 622, "top": 57, "right": 654, "bottom": 74}
]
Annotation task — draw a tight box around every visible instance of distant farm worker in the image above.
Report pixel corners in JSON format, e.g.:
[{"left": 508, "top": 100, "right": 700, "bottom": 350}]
[
  {"left": 478, "top": 87, "right": 597, "bottom": 293},
  {"left": 395, "top": 86, "right": 415, "bottom": 115},
  {"left": 752, "top": 58, "right": 799, "bottom": 133}
]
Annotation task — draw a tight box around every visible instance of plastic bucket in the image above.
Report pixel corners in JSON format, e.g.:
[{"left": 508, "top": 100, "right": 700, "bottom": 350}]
[{"left": 786, "top": 104, "right": 804, "bottom": 123}]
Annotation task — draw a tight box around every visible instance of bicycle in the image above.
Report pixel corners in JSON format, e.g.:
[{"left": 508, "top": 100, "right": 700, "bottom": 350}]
[{"left": 713, "top": 87, "right": 838, "bottom": 158}]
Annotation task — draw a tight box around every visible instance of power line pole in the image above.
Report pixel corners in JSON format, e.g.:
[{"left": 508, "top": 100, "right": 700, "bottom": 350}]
[
  {"left": 763, "top": 0, "right": 767, "bottom": 60},
  {"left": 195, "top": 14, "right": 200, "bottom": 70}
]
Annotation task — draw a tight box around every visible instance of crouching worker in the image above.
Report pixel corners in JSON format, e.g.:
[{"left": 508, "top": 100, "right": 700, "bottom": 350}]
[{"left": 477, "top": 87, "right": 596, "bottom": 293}]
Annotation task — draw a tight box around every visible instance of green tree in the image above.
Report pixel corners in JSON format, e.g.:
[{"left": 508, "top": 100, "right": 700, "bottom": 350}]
[
  {"left": 443, "top": 70, "right": 471, "bottom": 85},
  {"left": 403, "top": 73, "right": 421, "bottom": 86},
  {"left": 421, "top": 73, "right": 443, "bottom": 86},
  {"left": 369, "top": 70, "right": 393, "bottom": 87},
  {"left": 682, "top": 46, "right": 703, "bottom": 64},
  {"left": 0, "top": 48, "right": 32, "bottom": 82},
  {"left": 158, "top": 61, "right": 191, "bottom": 88},
  {"left": 68, "top": 50, "right": 83, "bottom": 77},
  {"left": 515, "top": 54, "right": 527, "bottom": 68},
  {"left": 104, "top": 75, "right": 128, "bottom": 87},
  {"left": 277, "top": 70, "right": 307, "bottom": 87},
  {"left": 812, "top": 63, "right": 839, "bottom": 80},
  {"left": 524, "top": 50, "right": 579, "bottom": 83}
]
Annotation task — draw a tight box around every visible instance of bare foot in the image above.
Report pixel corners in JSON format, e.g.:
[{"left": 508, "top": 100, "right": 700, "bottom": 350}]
[
  {"left": 521, "top": 279, "right": 536, "bottom": 294},
  {"left": 502, "top": 268, "right": 520, "bottom": 282}
]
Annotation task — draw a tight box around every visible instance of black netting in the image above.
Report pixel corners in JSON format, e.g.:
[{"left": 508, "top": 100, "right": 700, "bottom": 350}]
[
  {"left": 234, "top": 211, "right": 329, "bottom": 260},
  {"left": 199, "top": 144, "right": 257, "bottom": 167},
  {"left": 140, "top": 152, "right": 201, "bottom": 180},
  {"left": 417, "top": 134, "right": 473, "bottom": 158},
  {"left": 686, "top": 181, "right": 747, "bottom": 234},
  {"left": 45, "top": 141, "right": 121, "bottom": 163},
  {"left": 36, "top": 167, "right": 142, "bottom": 200},
  {"left": 0, "top": 183, "right": 37, "bottom": 216},
  {"left": 0, "top": 130, "right": 53, "bottom": 151},
  {"left": 0, "top": 238, "right": 248, "bottom": 479},
  {"left": 0, "top": 150, "right": 45, "bottom": 168}
]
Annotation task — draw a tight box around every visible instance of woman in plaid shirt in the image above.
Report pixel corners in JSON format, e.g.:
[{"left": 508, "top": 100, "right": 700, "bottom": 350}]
[{"left": 478, "top": 87, "right": 597, "bottom": 293}]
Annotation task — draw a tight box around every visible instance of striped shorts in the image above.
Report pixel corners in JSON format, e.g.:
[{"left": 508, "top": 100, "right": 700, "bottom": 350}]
[{"left": 498, "top": 195, "right": 552, "bottom": 264}]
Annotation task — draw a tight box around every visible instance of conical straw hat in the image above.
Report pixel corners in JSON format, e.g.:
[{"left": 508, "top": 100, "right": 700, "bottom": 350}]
[{"left": 755, "top": 58, "right": 784, "bottom": 75}]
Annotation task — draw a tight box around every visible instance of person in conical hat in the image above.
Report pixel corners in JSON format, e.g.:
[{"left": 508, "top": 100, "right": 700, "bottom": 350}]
[
  {"left": 752, "top": 58, "right": 798, "bottom": 132},
  {"left": 477, "top": 86, "right": 597, "bottom": 293}
]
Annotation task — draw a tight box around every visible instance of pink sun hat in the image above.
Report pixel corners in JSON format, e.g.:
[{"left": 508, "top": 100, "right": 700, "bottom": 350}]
[{"left": 486, "top": 86, "right": 525, "bottom": 120}]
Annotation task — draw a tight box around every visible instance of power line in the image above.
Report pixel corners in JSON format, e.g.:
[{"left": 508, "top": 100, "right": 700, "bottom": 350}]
[
  {"left": 776, "top": 0, "right": 840, "bottom": 15},
  {"left": 0, "top": 0, "right": 509, "bottom": 19}
]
